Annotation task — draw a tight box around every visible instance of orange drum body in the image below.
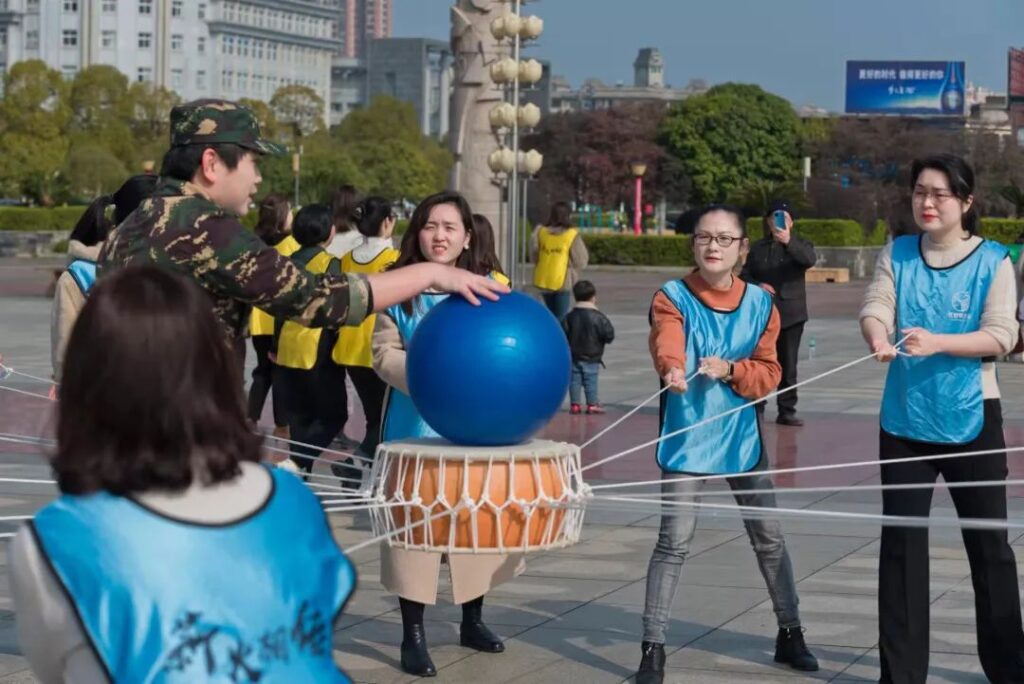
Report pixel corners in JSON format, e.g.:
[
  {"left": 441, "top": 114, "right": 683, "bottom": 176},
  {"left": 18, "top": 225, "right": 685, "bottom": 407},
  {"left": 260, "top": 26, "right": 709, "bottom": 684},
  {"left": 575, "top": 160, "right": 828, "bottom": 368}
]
[{"left": 369, "top": 439, "right": 585, "bottom": 554}]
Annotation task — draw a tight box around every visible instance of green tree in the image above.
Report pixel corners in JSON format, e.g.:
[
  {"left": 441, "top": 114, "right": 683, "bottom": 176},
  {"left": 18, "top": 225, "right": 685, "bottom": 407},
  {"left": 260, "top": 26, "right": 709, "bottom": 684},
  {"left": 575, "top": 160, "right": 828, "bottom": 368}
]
[
  {"left": 659, "top": 83, "right": 803, "bottom": 204},
  {"left": 239, "top": 97, "right": 281, "bottom": 140},
  {"left": 68, "top": 65, "right": 134, "bottom": 166},
  {"left": 64, "top": 144, "right": 129, "bottom": 198},
  {"left": 270, "top": 85, "right": 325, "bottom": 140},
  {"left": 126, "top": 81, "right": 180, "bottom": 173},
  {"left": 0, "top": 60, "right": 72, "bottom": 204}
]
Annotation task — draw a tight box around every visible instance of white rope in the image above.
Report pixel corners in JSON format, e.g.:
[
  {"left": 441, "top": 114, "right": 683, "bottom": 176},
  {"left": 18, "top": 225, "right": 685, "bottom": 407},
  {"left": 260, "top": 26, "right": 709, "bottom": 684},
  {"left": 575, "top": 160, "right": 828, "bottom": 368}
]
[
  {"left": 262, "top": 433, "right": 373, "bottom": 464},
  {"left": 0, "top": 364, "right": 54, "bottom": 386},
  {"left": 589, "top": 444, "right": 1024, "bottom": 491},
  {"left": 336, "top": 505, "right": 462, "bottom": 554},
  {"left": 582, "top": 336, "right": 911, "bottom": 473},
  {"left": 580, "top": 383, "right": 680, "bottom": 450},
  {"left": 0, "top": 384, "right": 53, "bottom": 402}
]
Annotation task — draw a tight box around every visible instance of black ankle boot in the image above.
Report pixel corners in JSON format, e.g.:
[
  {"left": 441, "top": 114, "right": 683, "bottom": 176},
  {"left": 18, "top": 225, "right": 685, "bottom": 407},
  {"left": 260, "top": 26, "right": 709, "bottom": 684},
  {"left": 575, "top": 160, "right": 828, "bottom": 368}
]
[
  {"left": 460, "top": 598, "right": 504, "bottom": 653},
  {"left": 774, "top": 626, "right": 818, "bottom": 672},
  {"left": 636, "top": 641, "right": 665, "bottom": 684},
  {"left": 400, "top": 623, "right": 437, "bottom": 677}
]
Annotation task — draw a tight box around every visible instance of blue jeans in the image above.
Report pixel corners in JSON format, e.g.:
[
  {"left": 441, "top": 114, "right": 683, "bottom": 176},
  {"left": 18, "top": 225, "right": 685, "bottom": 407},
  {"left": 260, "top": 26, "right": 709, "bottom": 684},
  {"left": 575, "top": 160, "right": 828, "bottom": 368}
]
[
  {"left": 642, "top": 463, "right": 801, "bottom": 644},
  {"left": 570, "top": 361, "right": 600, "bottom": 406},
  {"left": 541, "top": 290, "right": 572, "bottom": 321}
]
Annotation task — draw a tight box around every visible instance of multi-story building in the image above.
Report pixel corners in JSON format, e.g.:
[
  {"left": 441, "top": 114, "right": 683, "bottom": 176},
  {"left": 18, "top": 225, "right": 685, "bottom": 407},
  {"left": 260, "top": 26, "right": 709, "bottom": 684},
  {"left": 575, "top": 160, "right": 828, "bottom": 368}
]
[
  {"left": 364, "top": 37, "right": 450, "bottom": 137},
  {"left": 0, "top": 0, "right": 341, "bottom": 125},
  {"left": 339, "top": 0, "right": 389, "bottom": 59}
]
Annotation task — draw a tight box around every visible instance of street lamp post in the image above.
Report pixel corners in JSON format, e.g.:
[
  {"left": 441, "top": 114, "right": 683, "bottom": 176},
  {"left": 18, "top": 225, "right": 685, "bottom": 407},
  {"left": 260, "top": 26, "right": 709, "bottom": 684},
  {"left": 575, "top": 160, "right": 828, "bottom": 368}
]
[{"left": 630, "top": 161, "right": 647, "bottom": 236}]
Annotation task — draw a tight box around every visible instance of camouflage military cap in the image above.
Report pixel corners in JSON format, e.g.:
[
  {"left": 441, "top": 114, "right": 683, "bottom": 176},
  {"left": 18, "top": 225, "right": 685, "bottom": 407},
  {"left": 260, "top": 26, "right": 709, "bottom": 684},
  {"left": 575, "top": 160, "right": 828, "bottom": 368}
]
[{"left": 169, "top": 99, "right": 286, "bottom": 155}]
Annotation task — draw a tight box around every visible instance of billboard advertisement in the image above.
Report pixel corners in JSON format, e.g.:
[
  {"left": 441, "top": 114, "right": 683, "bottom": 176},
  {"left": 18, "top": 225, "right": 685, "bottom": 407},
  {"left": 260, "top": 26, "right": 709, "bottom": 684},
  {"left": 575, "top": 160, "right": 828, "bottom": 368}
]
[
  {"left": 1009, "top": 48, "right": 1024, "bottom": 103},
  {"left": 845, "top": 61, "right": 966, "bottom": 115}
]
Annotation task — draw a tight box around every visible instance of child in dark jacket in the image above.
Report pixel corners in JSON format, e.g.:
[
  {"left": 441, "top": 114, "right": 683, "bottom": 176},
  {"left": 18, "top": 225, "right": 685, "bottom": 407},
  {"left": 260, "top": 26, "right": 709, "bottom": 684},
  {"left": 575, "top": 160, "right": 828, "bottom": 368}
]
[{"left": 561, "top": 280, "right": 615, "bottom": 414}]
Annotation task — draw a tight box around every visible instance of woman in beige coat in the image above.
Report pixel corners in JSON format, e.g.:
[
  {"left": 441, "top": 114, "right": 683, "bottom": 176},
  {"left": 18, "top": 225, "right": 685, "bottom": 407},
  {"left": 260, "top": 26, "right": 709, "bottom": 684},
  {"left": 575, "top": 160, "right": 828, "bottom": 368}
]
[
  {"left": 51, "top": 175, "right": 157, "bottom": 384},
  {"left": 372, "top": 191, "right": 523, "bottom": 677}
]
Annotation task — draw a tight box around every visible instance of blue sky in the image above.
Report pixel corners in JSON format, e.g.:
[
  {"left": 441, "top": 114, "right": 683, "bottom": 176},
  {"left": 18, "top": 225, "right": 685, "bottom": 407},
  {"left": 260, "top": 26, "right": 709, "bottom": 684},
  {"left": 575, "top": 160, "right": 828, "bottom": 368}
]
[{"left": 394, "top": 0, "right": 1021, "bottom": 111}]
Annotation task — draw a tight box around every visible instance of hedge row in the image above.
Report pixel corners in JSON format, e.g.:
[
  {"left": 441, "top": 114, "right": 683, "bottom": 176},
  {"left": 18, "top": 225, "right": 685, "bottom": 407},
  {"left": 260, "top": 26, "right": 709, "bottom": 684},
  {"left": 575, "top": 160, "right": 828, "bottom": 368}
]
[
  {"left": 583, "top": 234, "right": 694, "bottom": 266},
  {"left": 743, "top": 218, "right": 888, "bottom": 246},
  {"left": 0, "top": 207, "right": 89, "bottom": 231}
]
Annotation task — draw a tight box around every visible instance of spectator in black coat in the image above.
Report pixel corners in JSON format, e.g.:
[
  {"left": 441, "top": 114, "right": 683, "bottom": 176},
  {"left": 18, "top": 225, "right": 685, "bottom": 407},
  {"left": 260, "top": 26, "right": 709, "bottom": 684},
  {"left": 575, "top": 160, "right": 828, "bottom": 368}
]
[
  {"left": 740, "top": 200, "right": 817, "bottom": 426},
  {"left": 562, "top": 280, "right": 615, "bottom": 415}
]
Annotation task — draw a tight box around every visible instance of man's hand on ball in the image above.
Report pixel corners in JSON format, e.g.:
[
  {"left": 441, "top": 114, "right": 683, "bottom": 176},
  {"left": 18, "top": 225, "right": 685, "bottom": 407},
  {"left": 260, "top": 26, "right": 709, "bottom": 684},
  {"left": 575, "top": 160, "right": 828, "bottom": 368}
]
[
  {"left": 664, "top": 367, "right": 688, "bottom": 393},
  {"left": 430, "top": 264, "right": 509, "bottom": 305}
]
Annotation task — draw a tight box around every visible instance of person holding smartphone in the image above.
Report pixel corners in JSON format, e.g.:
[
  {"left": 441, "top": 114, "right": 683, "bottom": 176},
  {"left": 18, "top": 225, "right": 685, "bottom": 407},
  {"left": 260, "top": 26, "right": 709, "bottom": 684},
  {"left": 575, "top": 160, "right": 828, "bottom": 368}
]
[{"left": 739, "top": 200, "right": 816, "bottom": 426}]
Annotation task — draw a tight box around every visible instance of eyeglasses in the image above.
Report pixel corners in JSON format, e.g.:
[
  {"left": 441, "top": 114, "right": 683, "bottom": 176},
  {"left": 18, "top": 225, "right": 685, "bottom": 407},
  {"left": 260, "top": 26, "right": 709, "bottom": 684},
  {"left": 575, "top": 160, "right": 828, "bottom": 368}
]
[
  {"left": 912, "top": 187, "right": 957, "bottom": 203},
  {"left": 694, "top": 233, "right": 742, "bottom": 247}
]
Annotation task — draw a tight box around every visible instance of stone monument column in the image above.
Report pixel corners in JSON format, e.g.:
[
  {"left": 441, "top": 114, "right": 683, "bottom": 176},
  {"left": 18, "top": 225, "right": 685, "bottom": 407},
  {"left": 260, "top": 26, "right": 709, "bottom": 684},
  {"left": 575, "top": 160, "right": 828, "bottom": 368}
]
[{"left": 449, "top": 0, "right": 507, "bottom": 264}]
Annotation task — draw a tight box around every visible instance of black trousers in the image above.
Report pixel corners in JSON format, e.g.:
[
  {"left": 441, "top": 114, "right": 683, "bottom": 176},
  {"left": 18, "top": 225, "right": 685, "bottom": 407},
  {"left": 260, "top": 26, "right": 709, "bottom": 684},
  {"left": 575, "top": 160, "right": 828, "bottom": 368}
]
[
  {"left": 878, "top": 400, "right": 1024, "bottom": 684},
  {"left": 281, "top": 335, "right": 349, "bottom": 473},
  {"left": 346, "top": 365, "right": 387, "bottom": 458},
  {"left": 247, "top": 335, "right": 288, "bottom": 427},
  {"left": 776, "top": 322, "right": 803, "bottom": 417}
]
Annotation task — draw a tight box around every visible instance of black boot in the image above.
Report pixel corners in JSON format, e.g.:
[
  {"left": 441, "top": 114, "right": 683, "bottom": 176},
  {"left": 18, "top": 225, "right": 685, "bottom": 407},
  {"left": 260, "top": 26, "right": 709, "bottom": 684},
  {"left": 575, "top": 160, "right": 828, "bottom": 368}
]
[
  {"left": 636, "top": 641, "right": 665, "bottom": 684},
  {"left": 399, "top": 599, "right": 436, "bottom": 677},
  {"left": 460, "top": 597, "right": 504, "bottom": 653},
  {"left": 774, "top": 626, "right": 818, "bottom": 672}
]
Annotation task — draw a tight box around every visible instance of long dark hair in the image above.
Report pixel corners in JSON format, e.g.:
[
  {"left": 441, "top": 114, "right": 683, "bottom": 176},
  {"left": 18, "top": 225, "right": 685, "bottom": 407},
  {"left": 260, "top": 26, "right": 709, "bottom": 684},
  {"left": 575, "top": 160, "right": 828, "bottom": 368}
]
[
  {"left": 55, "top": 266, "right": 261, "bottom": 496},
  {"left": 330, "top": 184, "right": 362, "bottom": 234},
  {"left": 472, "top": 213, "right": 504, "bottom": 275},
  {"left": 254, "top": 192, "right": 292, "bottom": 245},
  {"left": 112, "top": 175, "right": 158, "bottom": 225},
  {"left": 69, "top": 195, "right": 114, "bottom": 247},
  {"left": 358, "top": 196, "right": 392, "bottom": 238},
  {"left": 545, "top": 201, "right": 572, "bottom": 229},
  {"left": 910, "top": 154, "right": 978, "bottom": 236},
  {"left": 391, "top": 191, "right": 488, "bottom": 313}
]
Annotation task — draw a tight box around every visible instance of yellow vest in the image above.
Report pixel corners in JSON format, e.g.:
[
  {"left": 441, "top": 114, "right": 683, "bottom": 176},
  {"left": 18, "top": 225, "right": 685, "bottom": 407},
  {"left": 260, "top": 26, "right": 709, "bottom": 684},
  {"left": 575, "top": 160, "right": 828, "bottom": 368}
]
[
  {"left": 332, "top": 246, "right": 399, "bottom": 367},
  {"left": 250, "top": 235, "right": 302, "bottom": 336},
  {"left": 275, "top": 250, "right": 337, "bottom": 370},
  {"left": 533, "top": 227, "right": 578, "bottom": 291}
]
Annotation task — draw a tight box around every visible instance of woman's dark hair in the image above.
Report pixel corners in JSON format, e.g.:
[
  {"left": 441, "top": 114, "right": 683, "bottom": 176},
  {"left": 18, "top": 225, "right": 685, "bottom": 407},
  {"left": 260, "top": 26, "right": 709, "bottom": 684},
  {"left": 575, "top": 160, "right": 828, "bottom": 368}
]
[
  {"left": 910, "top": 154, "right": 978, "bottom": 235},
  {"left": 330, "top": 184, "right": 362, "bottom": 234},
  {"left": 254, "top": 192, "right": 292, "bottom": 245},
  {"left": 292, "top": 203, "right": 334, "bottom": 247},
  {"left": 471, "top": 213, "right": 504, "bottom": 275},
  {"left": 55, "top": 266, "right": 260, "bottom": 495},
  {"left": 358, "top": 196, "right": 393, "bottom": 238},
  {"left": 112, "top": 174, "right": 158, "bottom": 225},
  {"left": 692, "top": 204, "right": 748, "bottom": 238},
  {"left": 391, "top": 191, "right": 487, "bottom": 313},
  {"left": 69, "top": 195, "right": 114, "bottom": 247},
  {"left": 546, "top": 201, "right": 572, "bottom": 229},
  {"left": 159, "top": 143, "right": 247, "bottom": 182}
]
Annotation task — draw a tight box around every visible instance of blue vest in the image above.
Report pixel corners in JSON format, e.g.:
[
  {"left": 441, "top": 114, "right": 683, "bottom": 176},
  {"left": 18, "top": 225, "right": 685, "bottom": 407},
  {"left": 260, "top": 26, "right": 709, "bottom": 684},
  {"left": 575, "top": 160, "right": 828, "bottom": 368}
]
[
  {"left": 32, "top": 467, "right": 355, "bottom": 684},
  {"left": 656, "top": 279, "right": 773, "bottom": 474},
  {"left": 881, "top": 235, "right": 1007, "bottom": 444},
  {"left": 67, "top": 259, "right": 97, "bottom": 294},
  {"left": 380, "top": 293, "right": 448, "bottom": 442}
]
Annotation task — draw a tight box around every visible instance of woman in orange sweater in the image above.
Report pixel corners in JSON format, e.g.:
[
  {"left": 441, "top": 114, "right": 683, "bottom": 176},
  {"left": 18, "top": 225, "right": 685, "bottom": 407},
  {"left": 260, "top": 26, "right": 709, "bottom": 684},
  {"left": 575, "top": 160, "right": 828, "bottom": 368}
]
[{"left": 636, "top": 205, "right": 817, "bottom": 684}]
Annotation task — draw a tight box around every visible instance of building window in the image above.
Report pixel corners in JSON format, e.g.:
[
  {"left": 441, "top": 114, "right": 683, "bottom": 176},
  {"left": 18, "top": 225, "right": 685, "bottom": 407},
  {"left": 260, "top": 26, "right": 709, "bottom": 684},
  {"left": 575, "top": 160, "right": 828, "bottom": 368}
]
[
  {"left": 196, "top": 70, "right": 206, "bottom": 89},
  {"left": 223, "top": 70, "right": 233, "bottom": 88},
  {"left": 139, "top": 0, "right": 152, "bottom": 15},
  {"left": 62, "top": 65, "right": 77, "bottom": 80},
  {"left": 26, "top": 30, "right": 39, "bottom": 50},
  {"left": 138, "top": 32, "right": 151, "bottom": 49},
  {"left": 198, "top": 3, "right": 206, "bottom": 19},
  {"left": 197, "top": 36, "right": 205, "bottom": 54},
  {"left": 62, "top": 30, "right": 78, "bottom": 47},
  {"left": 63, "top": 1, "right": 78, "bottom": 12},
  {"left": 171, "top": 34, "right": 183, "bottom": 51},
  {"left": 171, "top": 68, "right": 183, "bottom": 89},
  {"left": 26, "top": 0, "right": 38, "bottom": 10},
  {"left": 137, "top": 66, "right": 152, "bottom": 82},
  {"left": 101, "top": 30, "right": 116, "bottom": 48},
  {"left": 102, "top": 0, "right": 116, "bottom": 11},
  {"left": 171, "top": 0, "right": 182, "bottom": 17}
]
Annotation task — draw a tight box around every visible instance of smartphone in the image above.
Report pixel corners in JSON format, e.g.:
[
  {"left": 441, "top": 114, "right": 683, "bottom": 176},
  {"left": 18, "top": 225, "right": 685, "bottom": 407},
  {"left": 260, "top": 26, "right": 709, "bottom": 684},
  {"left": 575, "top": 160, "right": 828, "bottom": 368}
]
[{"left": 773, "top": 210, "right": 786, "bottom": 230}]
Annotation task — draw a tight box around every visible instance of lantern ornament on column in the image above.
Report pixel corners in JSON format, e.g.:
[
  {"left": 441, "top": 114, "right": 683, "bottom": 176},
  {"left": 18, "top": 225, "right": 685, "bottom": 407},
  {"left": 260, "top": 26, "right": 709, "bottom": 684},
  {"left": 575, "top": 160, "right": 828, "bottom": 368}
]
[
  {"left": 517, "top": 103, "right": 541, "bottom": 129},
  {"left": 519, "top": 149, "right": 544, "bottom": 176},
  {"left": 489, "top": 102, "right": 517, "bottom": 130},
  {"left": 518, "top": 59, "right": 543, "bottom": 84}
]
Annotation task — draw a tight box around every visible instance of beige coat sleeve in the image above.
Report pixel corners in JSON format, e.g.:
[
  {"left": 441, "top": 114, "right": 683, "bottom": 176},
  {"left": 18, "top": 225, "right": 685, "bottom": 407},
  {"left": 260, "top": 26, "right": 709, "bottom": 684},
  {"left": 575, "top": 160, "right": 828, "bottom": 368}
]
[
  {"left": 9, "top": 528, "right": 109, "bottom": 684},
  {"left": 50, "top": 273, "right": 86, "bottom": 382},
  {"left": 528, "top": 225, "right": 540, "bottom": 263},
  {"left": 859, "top": 242, "right": 896, "bottom": 333},
  {"left": 980, "top": 258, "right": 1019, "bottom": 353},
  {"left": 372, "top": 311, "right": 409, "bottom": 395},
  {"left": 569, "top": 232, "right": 590, "bottom": 272}
]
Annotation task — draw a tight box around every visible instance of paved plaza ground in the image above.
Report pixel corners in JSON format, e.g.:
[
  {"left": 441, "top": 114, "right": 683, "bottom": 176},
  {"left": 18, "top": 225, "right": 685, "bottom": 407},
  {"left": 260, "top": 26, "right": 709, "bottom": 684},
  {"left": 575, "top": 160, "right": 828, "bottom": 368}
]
[{"left": 1, "top": 260, "right": 1023, "bottom": 682}]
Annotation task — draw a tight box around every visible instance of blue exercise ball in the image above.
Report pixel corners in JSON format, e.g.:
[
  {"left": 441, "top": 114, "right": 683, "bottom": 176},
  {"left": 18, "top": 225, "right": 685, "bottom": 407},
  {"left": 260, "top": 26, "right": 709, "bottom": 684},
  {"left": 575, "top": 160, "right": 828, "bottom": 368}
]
[{"left": 406, "top": 291, "right": 571, "bottom": 446}]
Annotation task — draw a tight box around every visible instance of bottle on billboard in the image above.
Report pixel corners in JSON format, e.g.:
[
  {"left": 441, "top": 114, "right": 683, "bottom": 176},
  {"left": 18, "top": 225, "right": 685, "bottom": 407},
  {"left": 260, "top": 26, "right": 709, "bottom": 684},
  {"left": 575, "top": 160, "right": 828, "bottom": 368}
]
[{"left": 940, "top": 62, "right": 964, "bottom": 115}]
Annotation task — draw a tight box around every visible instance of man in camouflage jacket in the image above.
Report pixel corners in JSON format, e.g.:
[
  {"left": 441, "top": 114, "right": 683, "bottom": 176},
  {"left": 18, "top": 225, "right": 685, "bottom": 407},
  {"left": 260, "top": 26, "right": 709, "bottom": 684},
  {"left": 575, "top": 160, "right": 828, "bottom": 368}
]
[{"left": 100, "top": 99, "right": 504, "bottom": 360}]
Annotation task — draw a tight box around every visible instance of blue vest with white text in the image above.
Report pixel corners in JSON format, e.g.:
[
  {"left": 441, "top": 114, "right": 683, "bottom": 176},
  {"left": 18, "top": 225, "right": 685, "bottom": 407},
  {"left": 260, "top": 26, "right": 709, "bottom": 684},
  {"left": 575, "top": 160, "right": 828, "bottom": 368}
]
[
  {"left": 656, "top": 279, "right": 773, "bottom": 474},
  {"left": 32, "top": 466, "right": 355, "bottom": 684},
  {"left": 67, "top": 259, "right": 97, "bottom": 295},
  {"left": 380, "top": 293, "right": 449, "bottom": 442},
  {"left": 881, "top": 235, "right": 1007, "bottom": 444}
]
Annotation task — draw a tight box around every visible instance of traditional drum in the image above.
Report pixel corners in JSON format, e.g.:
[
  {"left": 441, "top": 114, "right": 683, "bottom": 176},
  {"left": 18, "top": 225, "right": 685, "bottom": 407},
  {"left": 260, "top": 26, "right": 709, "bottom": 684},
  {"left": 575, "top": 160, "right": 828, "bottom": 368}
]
[{"left": 368, "top": 439, "right": 588, "bottom": 554}]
